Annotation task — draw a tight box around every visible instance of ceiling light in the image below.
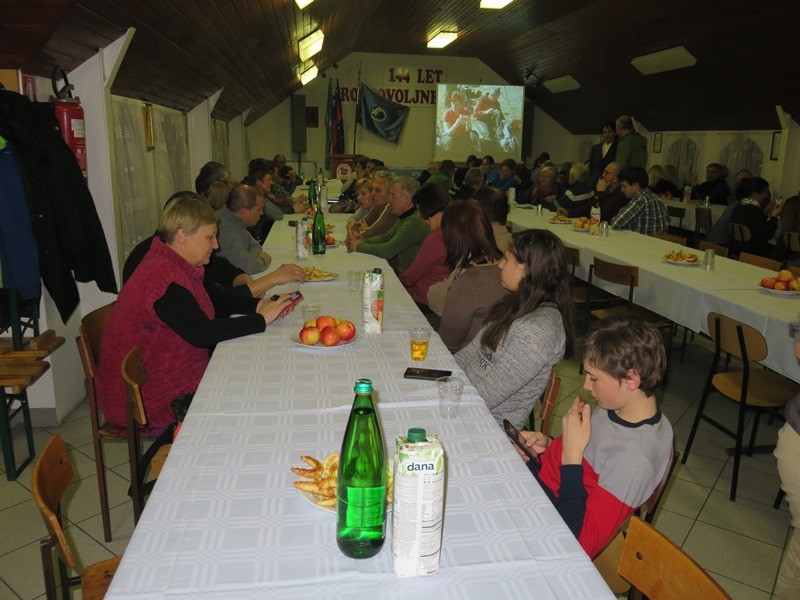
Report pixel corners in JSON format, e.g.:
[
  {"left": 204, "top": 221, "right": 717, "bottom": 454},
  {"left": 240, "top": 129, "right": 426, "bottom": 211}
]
[
  {"left": 480, "top": 0, "right": 515, "bottom": 8},
  {"left": 543, "top": 75, "right": 581, "bottom": 93},
  {"left": 427, "top": 32, "right": 457, "bottom": 49},
  {"left": 299, "top": 66, "right": 318, "bottom": 86},
  {"left": 631, "top": 46, "right": 697, "bottom": 75},
  {"left": 295, "top": 0, "right": 315, "bottom": 8},
  {"left": 299, "top": 29, "right": 324, "bottom": 61}
]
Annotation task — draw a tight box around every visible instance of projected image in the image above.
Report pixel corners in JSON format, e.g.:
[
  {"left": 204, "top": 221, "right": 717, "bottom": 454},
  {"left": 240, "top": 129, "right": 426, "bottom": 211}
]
[{"left": 434, "top": 84, "right": 524, "bottom": 160}]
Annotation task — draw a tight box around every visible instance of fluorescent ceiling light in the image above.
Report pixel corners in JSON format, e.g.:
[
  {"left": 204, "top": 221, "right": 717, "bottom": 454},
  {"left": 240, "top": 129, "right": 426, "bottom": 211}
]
[
  {"left": 631, "top": 46, "right": 697, "bottom": 75},
  {"left": 295, "top": 0, "right": 315, "bottom": 8},
  {"left": 299, "top": 29, "right": 324, "bottom": 61},
  {"left": 299, "top": 66, "right": 318, "bottom": 86},
  {"left": 427, "top": 32, "right": 457, "bottom": 49},
  {"left": 543, "top": 75, "right": 581, "bottom": 93},
  {"left": 480, "top": 0, "right": 515, "bottom": 8}
]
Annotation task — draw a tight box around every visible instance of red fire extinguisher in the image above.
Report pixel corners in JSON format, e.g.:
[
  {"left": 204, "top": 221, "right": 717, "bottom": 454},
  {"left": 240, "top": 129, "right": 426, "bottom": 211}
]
[{"left": 51, "top": 66, "right": 88, "bottom": 183}]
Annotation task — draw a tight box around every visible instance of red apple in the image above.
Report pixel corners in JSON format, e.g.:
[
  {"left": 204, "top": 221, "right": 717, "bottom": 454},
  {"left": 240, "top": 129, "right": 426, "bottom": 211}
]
[
  {"left": 316, "top": 315, "right": 336, "bottom": 330},
  {"left": 320, "top": 326, "right": 341, "bottom": 346},
  {"left": 325, "top": 235, "right": 335, "bottom": 245},
  {"left": 774, "top": 281, "right": 791, "bottom": 291},
  {"left": 791, "top": 279, "right": 800, "bottom": 291},
  {"left": 777, "top": 269, "right": 795, "bottom": 283},
  {"left": 335, "top": 320, "right": 356, "bottom": 341},
  {"left": 298, "top": 326, "right": 320, "bottom": 345},
  {"left": 760, "top": 277, "right": 777, "bottom": 289}
]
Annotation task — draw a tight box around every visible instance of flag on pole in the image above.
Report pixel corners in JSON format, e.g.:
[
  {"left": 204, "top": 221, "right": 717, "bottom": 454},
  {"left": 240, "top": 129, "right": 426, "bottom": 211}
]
[
  {"left": 325, "top": 78, "right": 345, "bottom": 169},
  {"left": 356, "top": 83, "right": 409, "bottom": 144}
]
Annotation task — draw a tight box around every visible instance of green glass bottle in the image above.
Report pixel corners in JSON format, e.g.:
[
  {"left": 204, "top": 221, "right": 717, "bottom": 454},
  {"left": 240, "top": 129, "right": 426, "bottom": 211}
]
[
  {"left": 337, "top": 379, "right": 386, "bottom": 558},
  {"left": 308, "top": 177, "right": 317, "bottom": 207},
  {"left": 312, "top": 194, "right": 326, "bottom": 255}
]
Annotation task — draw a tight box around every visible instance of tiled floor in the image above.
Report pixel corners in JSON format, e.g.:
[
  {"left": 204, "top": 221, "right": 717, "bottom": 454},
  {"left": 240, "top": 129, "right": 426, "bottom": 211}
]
[{"left": 0, "top": 335, "right": 793, "bottom": 599}]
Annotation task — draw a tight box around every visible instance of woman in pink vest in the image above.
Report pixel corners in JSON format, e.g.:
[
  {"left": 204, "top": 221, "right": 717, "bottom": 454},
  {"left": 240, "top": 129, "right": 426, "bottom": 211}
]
[{"left": 95, "top": 193, "right": 293, "bottom": 431}]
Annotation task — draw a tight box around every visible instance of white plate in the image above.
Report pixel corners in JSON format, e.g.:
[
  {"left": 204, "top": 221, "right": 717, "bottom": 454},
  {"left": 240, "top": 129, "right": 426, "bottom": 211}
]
[
  {"left": 298, "top": 489, "right": 392, "bottom": 514},
  {"left": 289, "top": 333, "right": 360, "bottom": 348},
  {"left": 760, "top": 287, "right": 800, "bottom": 296},
  {"left": 548, "top": 219, "right": 573, "bottom": 225},
  {"left": 570, "top": 227, "right": 590, "bottom": 233},
  {"left": 663, "top": 259, "right": 701, "bottom": 267},
  {"left": 305, "top": 273, "right": 338, "bottom": 282}
]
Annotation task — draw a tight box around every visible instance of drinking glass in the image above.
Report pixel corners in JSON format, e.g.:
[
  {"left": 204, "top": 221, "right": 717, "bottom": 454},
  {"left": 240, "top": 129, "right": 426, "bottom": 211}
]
[
  {"left": 348, "top": 269, "right": 362, "bottom": 292},
  {"left": 408, "top": 328, "right": 431, "bottom": 361},
  {"left": 302, "top": 304, "right": 321, "bottom": 323},
  {"left": 437, "top": 376, "right": 464, "bottom": 419},
  {"left": 703, "top": 249, "right": 715, "bottom": 271}
]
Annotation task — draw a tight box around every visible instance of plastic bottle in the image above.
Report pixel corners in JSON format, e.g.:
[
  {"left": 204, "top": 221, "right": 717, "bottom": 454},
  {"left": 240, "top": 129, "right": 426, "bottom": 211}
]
[{"left": 337, "top": 379, "right": 387, "bottom": 558}]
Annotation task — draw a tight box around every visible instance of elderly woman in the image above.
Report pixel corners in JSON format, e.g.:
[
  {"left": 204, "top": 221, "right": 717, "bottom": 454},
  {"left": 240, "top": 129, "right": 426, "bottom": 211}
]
[
  {"left": 96, "top": 193, "right": 293, "bottom": 431},
  {"left": 522, "top": 164, "right": 558, "bottom": 207},
  {"left": 399, "top": 184, "right": 452, "bottom": 309}
]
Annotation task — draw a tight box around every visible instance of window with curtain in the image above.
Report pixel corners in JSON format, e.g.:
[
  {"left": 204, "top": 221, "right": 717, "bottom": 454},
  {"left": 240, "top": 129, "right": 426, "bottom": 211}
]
[
  {"left": 666, "top": 137, "right": 699, "bottom": 186},
  {"left": 720, "top": 135, "right": 763, "bottom": 183},
  {"left": 211, "top": 119, "right": 230, "bottom": 169},
  {"left": 154, "top": 106, "right": 191, "bottom": 202}
]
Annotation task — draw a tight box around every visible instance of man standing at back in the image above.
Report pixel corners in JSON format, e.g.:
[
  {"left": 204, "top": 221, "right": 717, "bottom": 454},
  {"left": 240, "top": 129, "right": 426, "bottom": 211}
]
[
  {"left": 610, "top": 167, "right": 668, "bottom": 236},
  {"left": 615, "top": 115, "right": 648, "bottom": 170},
  {"left": 589, "top": 121, "right": 618, "bottom": 184},
  {"left": 217, "top": 184, "right": 273, "bottom": 274},
  {"left": 346, "top": 177, "right": 429, "bottom": 273}
]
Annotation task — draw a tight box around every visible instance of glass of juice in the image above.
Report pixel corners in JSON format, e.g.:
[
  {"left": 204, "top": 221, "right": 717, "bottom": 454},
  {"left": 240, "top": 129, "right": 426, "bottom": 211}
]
[{"left": 408, "top": 328, "right": 431, "bottom": 361}]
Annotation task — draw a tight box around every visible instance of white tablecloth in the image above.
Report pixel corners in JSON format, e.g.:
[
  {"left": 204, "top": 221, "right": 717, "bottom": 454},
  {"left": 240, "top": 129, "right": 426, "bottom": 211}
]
[
  {"left": 509, "top": 208, "right": 800, "bottom": 383},
  {"left": 661, "top": 198, "right": 726, "bottom": 232},
  {"left": 105, "top": 214, "right": 613, "bottom": 599}
]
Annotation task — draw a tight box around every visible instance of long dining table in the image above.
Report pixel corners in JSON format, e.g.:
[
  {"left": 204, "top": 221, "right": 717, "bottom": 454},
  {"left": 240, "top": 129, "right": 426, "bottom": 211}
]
[
  {"left": 104, "top": 212, "right": 614, "bottom": 599},
  {"left": 509, "top": 206, "right": 800, "bottom": 383}
]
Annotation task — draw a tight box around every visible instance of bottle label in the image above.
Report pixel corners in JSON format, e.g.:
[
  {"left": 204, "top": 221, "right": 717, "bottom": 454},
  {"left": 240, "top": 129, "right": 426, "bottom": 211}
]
[{"left": 343, "top": 486, "right": 386, "bottom": 527}]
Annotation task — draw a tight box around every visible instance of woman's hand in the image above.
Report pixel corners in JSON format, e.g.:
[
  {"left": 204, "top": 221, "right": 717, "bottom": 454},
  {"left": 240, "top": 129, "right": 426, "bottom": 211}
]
[
  {"left": 256, "top": 293, "right": 293, "bottom": 325},
  {"left": 271, "top": 263, "right": 307, "bottom": 285},
  {"left": 561, "top": 397, "right": 592, "bottom": 465}
]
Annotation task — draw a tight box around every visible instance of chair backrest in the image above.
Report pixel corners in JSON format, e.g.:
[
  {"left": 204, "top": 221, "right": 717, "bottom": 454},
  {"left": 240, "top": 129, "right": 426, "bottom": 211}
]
[
  {"left": 695, "top": 207, "right": 712, "bottom": 234},
  {"left": 618, "top": 517, "right": 732, "bottom": 600},
  {"left": 738, "top": 252, "right": 780, "bottom": 271},
  {"left": 784, "top": 231, "right": 800, "bottom": 253},
  {"left": 640, "top": 448, "right": 679, "bottom": 523},
  {"left": 667, "top": 205, "right": 685, "bottom": 220},
  {"left": 730, "top": 222, "right": 752, "bottom": 243},
  {"left": 563, "top": 245, "right": 580, "bottom": 271},
  {"left": 707, "top": 312, "right": 768, "bottom": 362},
  {"left": 590, "top": 257, "right": 639, "bottom": 288},
  {"left": 31, "top": 435, "right": 76, "bottom": 568},
  {"left": 121, "top": 346, "right": 148, "bottom": 427},
  {"left": 654, "top": 232, "right": 688, "bottom": 246},
  {"left": 698, "top": 240, "right": 729, "bottom": 258},
  {"left": 538, "top": 367, "right": 561, "bottom": 436},
  {"left": 77, "top": 303, "right": 116, "bottom": 426}
]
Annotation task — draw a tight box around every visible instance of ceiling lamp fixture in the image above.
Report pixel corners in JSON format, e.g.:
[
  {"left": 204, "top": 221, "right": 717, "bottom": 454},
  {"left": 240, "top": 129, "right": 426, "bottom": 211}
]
[
  {"left": 295, "top": 0, "right": 315, "bottom": 9},
  {"left": 480, "top": 0, "right": 515, "bottom": 8},
  {"left": 299, "top": 65, "right": 318, "bottom": 86},
  {"left": 427, "top": 31, "right": 457, "bottom": 49},
  {"left": 543, "top": 75, "right": 581, "bottom": 93},
  {"left": 631, "top": 46, "right": 697, "bottom": 75},
  {"left": 299, "top": 29, "right": 324, "bottom": 61}
]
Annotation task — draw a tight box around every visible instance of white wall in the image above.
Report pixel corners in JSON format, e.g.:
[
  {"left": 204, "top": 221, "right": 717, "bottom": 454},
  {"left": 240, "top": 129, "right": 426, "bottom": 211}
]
[
  {"left": 530, "top": 106, "right": 576, "bottom": 167},
  {"left": 246, "top": 52, "right": 508, "bottom": 172}
]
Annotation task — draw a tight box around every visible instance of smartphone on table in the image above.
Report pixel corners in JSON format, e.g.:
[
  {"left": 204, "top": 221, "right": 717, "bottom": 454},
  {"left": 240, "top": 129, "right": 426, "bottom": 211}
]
[
  {"left": 503, "top": 419, "right": 540, "bottom": 466},
  {"left": 271, "top": 290, "right": 303, "bottom": 317},
  {"left": 403, "top": 367, "right": 452, "bottom": 381}
]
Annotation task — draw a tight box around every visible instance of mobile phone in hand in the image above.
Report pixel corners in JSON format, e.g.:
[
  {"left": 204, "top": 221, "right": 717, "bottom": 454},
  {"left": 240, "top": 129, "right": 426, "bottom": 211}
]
[
  {"left": 503, "top": 419, "right": 540, "bottom": 465},
  {"left": 403, "top": 367, "right": 452, "bottom": 381},
  {"left": 271, "top": 290, "right": 303, "bottom": 317}
]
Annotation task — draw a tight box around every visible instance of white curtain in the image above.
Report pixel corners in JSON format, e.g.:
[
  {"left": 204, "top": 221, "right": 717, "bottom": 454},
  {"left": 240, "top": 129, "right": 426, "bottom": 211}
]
[
  {"left": 112, "top": 96, "right": 159, "bottom": 259},
  {"left": 719, "top": 135, "right": 764, "bottom": 184},
  {"left": 154, "top": 107, "right": 191, "bottom": 202},
  {"left": 665, "top": 136, "right": 700, "bottom": 186},
  {"left": 211, "top": 119, "right": 230, "bottom": 168}
]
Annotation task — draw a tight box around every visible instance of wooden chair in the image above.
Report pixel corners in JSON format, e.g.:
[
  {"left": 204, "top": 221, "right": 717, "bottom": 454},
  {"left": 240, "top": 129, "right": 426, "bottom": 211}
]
[
  {"left": 695, "top": 206, "right": 713, "bottom": 238},
  {"left": 699, "top": 240, "right": 729, "bottom": 258},
  {"left": 682, "top": 313, "right": 799, "bottom": 500},
  {"left": 729, "top": 223, "right": 751, "bottom": 258},
  {"left": 653, "top": 231, "right": 688, "bottom": 246},
  {"left": 528, "top": 366, "right": 561, "bottom": 435},
  {"left": 593, "top": 447, "right": 679, "bottom": 595},
  {"left": 121, "top": 346, "right": 174, "bottom": 523},
  {"left": 666, "top": 205, "right": 685, "bottom": 232},
  {"left": 32, "top": 435, "right": 121, "bottom": 600},
  {"left": 738, "top": 252, "right": 780, "bottom": 271},
  {"left": 617, "top": 517, "right": 732, "bottom": 599},
  {"left": 76, "top": 302, "right": 122, "bottom": 542}
]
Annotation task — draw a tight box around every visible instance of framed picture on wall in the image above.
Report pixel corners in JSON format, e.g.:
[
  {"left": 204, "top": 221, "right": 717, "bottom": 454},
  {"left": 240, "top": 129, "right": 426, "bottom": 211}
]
[
  {"left": 652, "top": 132, "right": 663, "bottom": 154},
  {"left": 771, "top": 131, "right": 781, "bottom": 161}
]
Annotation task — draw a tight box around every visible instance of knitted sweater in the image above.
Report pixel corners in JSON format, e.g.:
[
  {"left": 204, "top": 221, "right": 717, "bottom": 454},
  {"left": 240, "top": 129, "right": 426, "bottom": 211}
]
[
  {"left": 455, "top": 304, "right": 566, "bottom": 429},
  {"left": 357, "top": 208, "right": 430, "bottom": 274}
]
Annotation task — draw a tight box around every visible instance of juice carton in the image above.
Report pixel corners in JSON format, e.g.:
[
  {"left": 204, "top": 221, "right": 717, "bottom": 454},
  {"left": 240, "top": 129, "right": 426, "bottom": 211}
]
[
  {"left": 362, "top": 268, "right": 383, "bottom": 333},
  {"left": 392, "top": 429, "right": 445, "bottom": 578}
]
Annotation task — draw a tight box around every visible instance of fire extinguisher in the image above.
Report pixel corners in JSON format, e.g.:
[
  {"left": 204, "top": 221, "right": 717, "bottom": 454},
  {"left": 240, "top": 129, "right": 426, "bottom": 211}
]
[{"left": 51, "top": 66, "right": 88, "bottom": 183}]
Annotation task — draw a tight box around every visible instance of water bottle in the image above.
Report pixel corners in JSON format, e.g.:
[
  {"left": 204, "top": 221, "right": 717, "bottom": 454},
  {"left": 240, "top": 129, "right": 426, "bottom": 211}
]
[{"left": 337, "top": 379, "right": 386, "bottom": 558}]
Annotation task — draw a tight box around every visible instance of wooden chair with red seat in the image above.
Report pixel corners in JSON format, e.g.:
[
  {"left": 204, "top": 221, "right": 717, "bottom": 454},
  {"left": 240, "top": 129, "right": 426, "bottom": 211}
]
[
  {"left": 121, "top": 345, "right": 174, "bottom": 523},
  {"left": 699, "top": 240, "right": 729, "bottom": 258},
  {"left": 32, "top": 434, "right": 121, "bottom": 600},
  {"left": 682, "top": 312, "right": 799, "bottom": 500},
  {"left": 527, "top": 366, "right": 561, "bottom": 435},
  {"left": 76, "top": 302, "right": 121, "bottom": 542},
  {"left": 654, "top": 231, "right": 688, "bottom": 246},
  {"left": 617, "top": 517, "right": 732, "bottom": 599},
  {"left": 738, "top": 252, "right": 781, "bottom": 271}
]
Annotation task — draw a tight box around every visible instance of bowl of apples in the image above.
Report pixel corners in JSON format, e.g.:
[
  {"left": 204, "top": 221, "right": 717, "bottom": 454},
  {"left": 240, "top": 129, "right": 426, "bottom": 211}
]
[
  {"left": 293, "top": 315, "right": 359, "bottom": 348},
  {"left": 759, "top": 269, "right": 800, "bottom": 296}
]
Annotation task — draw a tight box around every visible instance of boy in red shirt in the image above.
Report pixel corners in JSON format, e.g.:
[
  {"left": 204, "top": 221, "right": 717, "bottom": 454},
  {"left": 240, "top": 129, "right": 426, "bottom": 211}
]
[{"left": 519, "top": 316, "right": 674, "bottom": 558}]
